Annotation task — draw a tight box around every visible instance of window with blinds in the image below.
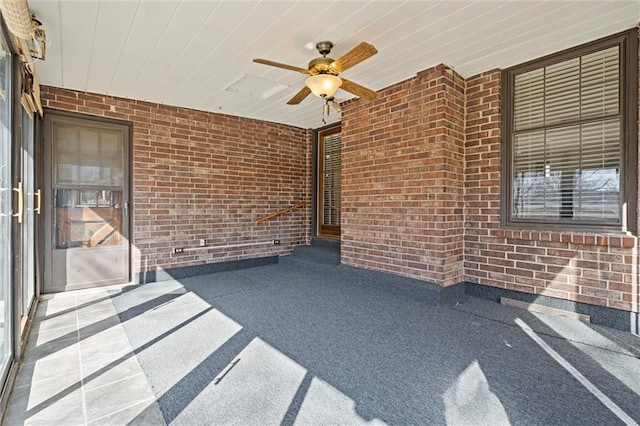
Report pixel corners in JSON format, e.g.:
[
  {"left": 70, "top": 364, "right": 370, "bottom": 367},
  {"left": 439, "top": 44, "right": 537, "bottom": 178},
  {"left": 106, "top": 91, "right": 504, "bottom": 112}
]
[{"left": 503, "top": 30, "right": 637, "bottom": 231}]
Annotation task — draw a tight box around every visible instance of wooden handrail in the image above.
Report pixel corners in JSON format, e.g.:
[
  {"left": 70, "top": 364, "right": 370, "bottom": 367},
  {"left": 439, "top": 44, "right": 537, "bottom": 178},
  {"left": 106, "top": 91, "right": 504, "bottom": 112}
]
[{"left": 256, "top": 201, "right": 310, "bottom": 224}]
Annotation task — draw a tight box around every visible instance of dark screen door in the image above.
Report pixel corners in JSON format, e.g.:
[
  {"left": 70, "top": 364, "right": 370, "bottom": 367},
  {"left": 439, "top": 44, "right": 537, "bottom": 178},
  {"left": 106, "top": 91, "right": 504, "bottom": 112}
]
[{"left": 44, "top": 113, "right": 130, "bottom": 292}]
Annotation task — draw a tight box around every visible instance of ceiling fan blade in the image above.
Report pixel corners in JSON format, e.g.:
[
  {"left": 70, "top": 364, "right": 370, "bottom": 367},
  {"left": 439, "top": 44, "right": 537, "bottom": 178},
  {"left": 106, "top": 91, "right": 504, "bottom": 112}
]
[
  {"left": 340, "top": 79, "right": 379, "bottom": 102},
  {"left": 253, "top": 58, "right": 309, "bottom": 74},
  {"left": 287, "top": 86, "right": 312, "bottom": 105},
  {"left": 330, "top": 42, "right": 377, "bottom": 74}
]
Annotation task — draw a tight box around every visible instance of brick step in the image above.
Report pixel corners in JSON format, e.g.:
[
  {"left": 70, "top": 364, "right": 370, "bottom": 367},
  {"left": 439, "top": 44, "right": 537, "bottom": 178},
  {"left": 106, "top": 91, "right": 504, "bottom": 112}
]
[
  {"left": 310, "top": 237, "right": 341, "bottom": 251},
  {"left": 291, "top": 244, "right": 340, "bottom": 266}
]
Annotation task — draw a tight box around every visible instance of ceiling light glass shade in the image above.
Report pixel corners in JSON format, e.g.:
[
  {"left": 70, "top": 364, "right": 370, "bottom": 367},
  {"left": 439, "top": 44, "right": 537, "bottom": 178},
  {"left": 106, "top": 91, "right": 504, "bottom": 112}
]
[{"left": 305, "top": 74, "right": 342, "bottom": 98}]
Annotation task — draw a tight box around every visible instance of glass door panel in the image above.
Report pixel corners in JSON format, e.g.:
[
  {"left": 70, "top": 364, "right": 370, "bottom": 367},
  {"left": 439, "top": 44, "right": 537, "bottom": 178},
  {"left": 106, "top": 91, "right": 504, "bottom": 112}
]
[
  {"left": 0, "top": 29, "right": 12, "bottom": 381},
  {"left": 21, "top": 110, "right": 35, "bottom": 323},
  {"left": 54, "top": 189, "right": 123, "bottom": 249}
]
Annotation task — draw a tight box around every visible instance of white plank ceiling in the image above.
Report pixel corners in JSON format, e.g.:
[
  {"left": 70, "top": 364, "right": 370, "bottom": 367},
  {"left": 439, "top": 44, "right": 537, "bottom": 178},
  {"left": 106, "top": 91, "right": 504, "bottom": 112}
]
[{"left": 29, "top": 0, "right": 640, "bottom": 129}]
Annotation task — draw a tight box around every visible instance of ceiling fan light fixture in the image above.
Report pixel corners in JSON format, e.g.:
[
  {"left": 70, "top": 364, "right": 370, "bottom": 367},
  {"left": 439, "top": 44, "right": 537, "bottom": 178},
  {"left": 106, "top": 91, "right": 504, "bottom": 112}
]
[
  {"left": 305, "top": 74, "right": 342, "bottom": 98},
  {"left": 253, "top": 41, "right": 377, "bottom": 105}
]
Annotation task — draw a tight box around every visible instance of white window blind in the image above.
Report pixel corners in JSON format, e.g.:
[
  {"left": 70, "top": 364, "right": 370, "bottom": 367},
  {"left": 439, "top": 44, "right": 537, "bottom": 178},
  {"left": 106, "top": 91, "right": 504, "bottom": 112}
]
[{"left": 511, "top": 46, "right": 621, "bottom": 223}]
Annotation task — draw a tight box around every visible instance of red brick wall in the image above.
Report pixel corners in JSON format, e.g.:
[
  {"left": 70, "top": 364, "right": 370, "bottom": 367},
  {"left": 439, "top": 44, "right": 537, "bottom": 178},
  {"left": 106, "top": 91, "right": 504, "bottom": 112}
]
[
  {"left": 341, "top": 64, "right": 466, "bottom": 286},
  {"left": 41, "top": 86, "right": 312, "bottom": 277},
  {"left": 342, "top": 36, "right": 639, "bottom": 314},
  {"left": 463, "top": 60, "right": 639, "bottom": 312}
]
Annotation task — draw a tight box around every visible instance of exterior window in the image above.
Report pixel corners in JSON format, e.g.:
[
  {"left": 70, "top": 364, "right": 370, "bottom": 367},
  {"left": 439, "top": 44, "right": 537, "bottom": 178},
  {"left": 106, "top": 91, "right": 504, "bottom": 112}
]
[{"left": 502, "top": 30, "right": 638, "bottom": 232}]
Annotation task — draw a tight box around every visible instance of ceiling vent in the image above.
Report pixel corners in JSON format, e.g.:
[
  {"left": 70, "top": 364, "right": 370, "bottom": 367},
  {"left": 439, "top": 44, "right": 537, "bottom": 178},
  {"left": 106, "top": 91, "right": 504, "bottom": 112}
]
[{"left": 225, "top": 74, "right": 288, "bottom": 100}]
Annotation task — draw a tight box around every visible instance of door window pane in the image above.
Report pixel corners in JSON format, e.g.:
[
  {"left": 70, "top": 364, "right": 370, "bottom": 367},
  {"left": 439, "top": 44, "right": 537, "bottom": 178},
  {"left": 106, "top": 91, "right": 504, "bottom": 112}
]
[
  {"left": 54, "top": 189, "right": 123, "bottom": 249},
  {"left": 53, "top": 123, "right": 124, "bottom": 186},
  {"left": 52, "top": 121, "right": 126, "bottom": 250}
]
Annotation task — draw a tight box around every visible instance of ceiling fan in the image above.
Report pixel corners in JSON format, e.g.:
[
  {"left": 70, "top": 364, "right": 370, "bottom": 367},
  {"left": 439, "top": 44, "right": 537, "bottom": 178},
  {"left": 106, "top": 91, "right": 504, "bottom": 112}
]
[{"left": 253, "top": 41, "right": 379, "bottom": 106}]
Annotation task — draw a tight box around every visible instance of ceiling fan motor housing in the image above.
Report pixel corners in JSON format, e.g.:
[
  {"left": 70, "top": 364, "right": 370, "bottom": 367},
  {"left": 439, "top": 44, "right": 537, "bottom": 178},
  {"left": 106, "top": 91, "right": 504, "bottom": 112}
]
[{"left": 308, "top": 57, "right": 335, "bottom": 75}]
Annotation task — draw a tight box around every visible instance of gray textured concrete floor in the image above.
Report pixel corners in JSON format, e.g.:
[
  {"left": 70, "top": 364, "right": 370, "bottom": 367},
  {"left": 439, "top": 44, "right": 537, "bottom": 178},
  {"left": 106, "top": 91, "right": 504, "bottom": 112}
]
[{"left": 4, "top": 261, "right": 640, "bottom": 425}]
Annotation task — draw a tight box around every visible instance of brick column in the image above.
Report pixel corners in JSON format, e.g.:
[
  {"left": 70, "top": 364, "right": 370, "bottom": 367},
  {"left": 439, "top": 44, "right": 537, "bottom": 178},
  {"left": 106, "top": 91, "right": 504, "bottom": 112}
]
[{"left": 341, "top": 64, "right": 466, "bottom": 286}]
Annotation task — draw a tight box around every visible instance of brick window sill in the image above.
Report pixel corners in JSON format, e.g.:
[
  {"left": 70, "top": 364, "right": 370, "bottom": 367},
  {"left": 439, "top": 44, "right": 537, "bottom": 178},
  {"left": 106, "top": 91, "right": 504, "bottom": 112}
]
[{"left": 495, "top": 229, "right": 636, "bottom": 248}]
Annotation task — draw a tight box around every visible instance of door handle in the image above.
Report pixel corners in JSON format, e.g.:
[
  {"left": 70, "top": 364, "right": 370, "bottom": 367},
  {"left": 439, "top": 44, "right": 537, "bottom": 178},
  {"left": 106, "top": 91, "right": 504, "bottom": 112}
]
[
  {"left": 123, "top": 201, "right": 129, "bottom": 216},
  {"left": 13, "top": 181, "right": 23, "bottom": 223},
  {"left": 35, "top": 188, "right": 41, "bottom": 215}
]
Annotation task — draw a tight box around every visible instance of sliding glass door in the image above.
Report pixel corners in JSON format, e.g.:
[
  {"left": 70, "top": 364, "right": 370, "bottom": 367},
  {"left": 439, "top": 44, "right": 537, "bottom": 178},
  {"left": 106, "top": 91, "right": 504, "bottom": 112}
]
[
  {"left": 21, "top": 110, "right": 36, "bottom": 330},
  {"left": 0, "top": 27, "right": 13, "bottom": 383}
]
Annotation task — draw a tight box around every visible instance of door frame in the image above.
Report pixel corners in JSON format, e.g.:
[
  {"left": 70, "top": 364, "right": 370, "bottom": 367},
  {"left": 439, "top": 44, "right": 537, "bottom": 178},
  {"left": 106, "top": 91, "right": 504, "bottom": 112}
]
[
  {"left": 315, "top": 123, "right": 341, "bottom": 239},
  {"left": 42, "top": 109, "right": 133, "bottom": 292}
]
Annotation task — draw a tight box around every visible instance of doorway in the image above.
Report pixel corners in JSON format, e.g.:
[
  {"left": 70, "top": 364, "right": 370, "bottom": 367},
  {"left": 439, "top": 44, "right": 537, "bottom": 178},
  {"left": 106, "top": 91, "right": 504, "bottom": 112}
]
[
  {"left": 317, "top": 124, "right": 341, "bottom": 239},
  {"left": 43, "top": 112, "right": 131, "bottom": 292}
]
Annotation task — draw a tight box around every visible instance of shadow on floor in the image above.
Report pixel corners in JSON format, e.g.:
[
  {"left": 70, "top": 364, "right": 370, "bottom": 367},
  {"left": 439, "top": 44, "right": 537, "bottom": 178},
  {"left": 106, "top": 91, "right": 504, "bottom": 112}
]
[{"left": 110, "top": 262, "right": 640, "bottom": 425}]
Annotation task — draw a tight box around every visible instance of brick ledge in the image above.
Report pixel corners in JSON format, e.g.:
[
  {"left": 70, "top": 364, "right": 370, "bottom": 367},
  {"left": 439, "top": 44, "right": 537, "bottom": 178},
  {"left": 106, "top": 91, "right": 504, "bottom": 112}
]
[{"left": 495, "top": 229, "right": 636, "bottom": 248}]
